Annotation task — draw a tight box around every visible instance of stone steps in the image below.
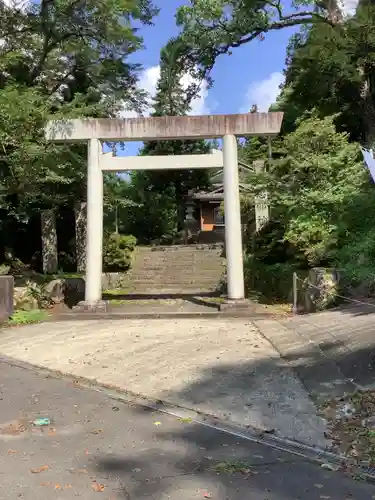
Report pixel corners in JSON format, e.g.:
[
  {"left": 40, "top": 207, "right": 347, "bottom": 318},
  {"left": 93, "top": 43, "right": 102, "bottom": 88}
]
[{"left": 127, "top": 244, "right": 225, "bottom": 294}]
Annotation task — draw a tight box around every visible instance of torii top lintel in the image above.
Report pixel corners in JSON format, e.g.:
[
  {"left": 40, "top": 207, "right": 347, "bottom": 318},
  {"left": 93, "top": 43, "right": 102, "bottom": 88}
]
[{"left": 45, "top": 112, "right": 284, "bottom": 142}]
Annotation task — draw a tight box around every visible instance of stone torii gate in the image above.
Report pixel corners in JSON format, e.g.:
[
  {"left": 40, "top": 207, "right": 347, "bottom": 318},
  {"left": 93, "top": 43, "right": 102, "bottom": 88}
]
[{"left": 45, "top": 113, "right": 283, "bottom": 310}]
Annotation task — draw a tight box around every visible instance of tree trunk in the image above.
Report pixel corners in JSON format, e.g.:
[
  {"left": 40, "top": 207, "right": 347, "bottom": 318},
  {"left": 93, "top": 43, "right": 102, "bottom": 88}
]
[
  {"left": 360, "top": 70, "right": 375, "bottom": 147},
  {"left": 75, "top": 201, "right": 87, "bottom": 273},
  {"left": 41, "top": 210, "right": 58, "bottom": 274},
  {"left": 115, "top": 205, "right": 119, "bottom": 234}
]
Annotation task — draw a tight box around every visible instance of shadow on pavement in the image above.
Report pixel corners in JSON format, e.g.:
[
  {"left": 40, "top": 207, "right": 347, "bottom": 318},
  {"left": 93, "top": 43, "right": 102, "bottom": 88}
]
[{"left": 94, "top": 412, "right": 374, "bottom": 500}]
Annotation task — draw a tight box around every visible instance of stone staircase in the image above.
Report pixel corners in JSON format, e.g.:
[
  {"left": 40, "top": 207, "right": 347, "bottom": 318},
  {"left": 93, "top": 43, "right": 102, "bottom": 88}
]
[{"left": 126, "top": 244, "right": 225, "bottom": 294}]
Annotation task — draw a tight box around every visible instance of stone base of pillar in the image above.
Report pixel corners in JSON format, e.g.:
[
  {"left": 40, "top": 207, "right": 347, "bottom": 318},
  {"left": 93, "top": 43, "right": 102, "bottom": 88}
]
[
  {"left": 73, "top": 300, "right": 108, "bottom": 313},
  {"left": 219, "top": 299, "right": 254, "bottom": 315}
]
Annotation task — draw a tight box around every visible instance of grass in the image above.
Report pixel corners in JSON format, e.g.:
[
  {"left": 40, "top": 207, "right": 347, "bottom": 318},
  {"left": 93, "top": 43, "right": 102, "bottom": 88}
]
[
  {"left": 212, "top": 460, "right": 254, "bottom": 474},
  {"left": 7, "top": 309, "right": 49, "bottom": 326}
]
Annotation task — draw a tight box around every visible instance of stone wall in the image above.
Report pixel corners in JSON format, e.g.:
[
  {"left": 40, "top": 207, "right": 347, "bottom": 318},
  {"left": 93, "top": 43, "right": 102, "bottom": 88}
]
[{"left": 12, "top": 273, "right": 130, "bottom": 311}]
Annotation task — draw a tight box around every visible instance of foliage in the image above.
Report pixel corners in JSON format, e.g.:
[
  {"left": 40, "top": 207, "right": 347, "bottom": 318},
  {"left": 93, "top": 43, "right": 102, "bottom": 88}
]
[
  {"left": 244, "top": 255, "right": 301, "bottom": 303},
  {"left": 7, "top": 309, "right": 48, "bottom": 326},
  {"left": 175, "top": 0, "right": 335, "bottom": 85},
  {"left": 124, "top": 172, "right": 178, "bottom": 243},
  {"left": 26, "top": 281, "right": 55, "bottom": 309},
  {"left": 272, "top": 5, "right": 375, "bottom": 146},
  {"left": 0, "top": 0, "right": 158, "bottom": 265},
  {"left": 103, "top": 233, "right": 137, "bottom": 271},
  {"left": 0, "top": 264, "right": 10, "bottom": 275}
]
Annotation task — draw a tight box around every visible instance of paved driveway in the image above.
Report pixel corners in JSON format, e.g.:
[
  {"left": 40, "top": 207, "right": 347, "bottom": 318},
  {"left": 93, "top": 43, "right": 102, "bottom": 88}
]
[
  {"left": 0, "top": 317, "right": 327, "bottom": 447},
  {"left": 2, "top": 359, "right": 374, "bottom": 500}
]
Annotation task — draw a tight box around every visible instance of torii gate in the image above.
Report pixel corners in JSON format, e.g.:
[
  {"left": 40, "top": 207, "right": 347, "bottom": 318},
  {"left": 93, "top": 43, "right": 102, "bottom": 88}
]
[{"left": 45, "top": 113, "right": 283, "bottom": 310}]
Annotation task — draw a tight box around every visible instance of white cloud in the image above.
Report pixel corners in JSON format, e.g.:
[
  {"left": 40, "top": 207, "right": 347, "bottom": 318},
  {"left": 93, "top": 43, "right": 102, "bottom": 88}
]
[
  {"left": 1, "top": 0, "right": 28, "bottom": 8},
  {"left": 241, "top": 72, "right": 284, "bottom": 113},
  {"left": 121, "top": 65, "right": 209, "bottom": 118},
  {"left": 338, "top": 0, "right": 358, "bottom": 16}
]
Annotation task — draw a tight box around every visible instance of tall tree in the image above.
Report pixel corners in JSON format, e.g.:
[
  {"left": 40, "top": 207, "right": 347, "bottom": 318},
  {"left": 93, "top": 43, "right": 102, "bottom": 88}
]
[
  {"left": 136, "top": 38, "right": 211, "bottom": 231},
  {"left": 275, "top": 4, "right": 375, "bottom": 145},
  {"left": 0, "top": 0, "right": 158, "bottom": 263},
  {"left": 0, "top": 0, "right": 159, "bottom": 215}
]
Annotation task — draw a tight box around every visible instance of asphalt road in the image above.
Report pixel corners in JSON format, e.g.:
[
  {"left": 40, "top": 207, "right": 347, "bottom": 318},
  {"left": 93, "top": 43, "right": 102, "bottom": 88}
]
[{"left": 0, "top": 358, "right": 374, "bottom": 500}]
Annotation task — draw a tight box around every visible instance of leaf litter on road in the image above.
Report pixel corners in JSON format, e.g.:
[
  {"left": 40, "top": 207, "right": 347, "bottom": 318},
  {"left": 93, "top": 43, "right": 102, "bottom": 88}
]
[
  {"left": 30, "top": 465, "right": 49, "bottom": 474},
  {"left": 319, "top": 390, "right": 375, "bottom": 465},
  {"left": 92, "top": 481, "right": 105, "bottom": 492}
]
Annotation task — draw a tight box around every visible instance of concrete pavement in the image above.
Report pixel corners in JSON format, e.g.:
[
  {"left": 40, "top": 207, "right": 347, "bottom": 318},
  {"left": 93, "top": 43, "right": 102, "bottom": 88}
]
[
  {"left": 0, "top": 317, "right": 327, "bottom": 447},
  {"left": 255, "top": 304, "right": 375, "bottom": 401},
  {"left": 1, "top": 358, "right": 374, "bottom": 500}
]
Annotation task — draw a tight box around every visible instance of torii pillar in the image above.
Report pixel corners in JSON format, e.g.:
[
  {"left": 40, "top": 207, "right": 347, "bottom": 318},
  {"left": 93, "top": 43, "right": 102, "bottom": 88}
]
[{"left": 45, "top": 113, "right": 283, "bottom": 311}]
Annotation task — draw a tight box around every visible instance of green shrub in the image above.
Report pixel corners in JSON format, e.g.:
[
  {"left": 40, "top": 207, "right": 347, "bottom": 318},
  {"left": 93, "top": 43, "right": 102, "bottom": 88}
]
[
  {"left": 8, "top": 309, "right": 48, "bottom": 325},
  {"left": 103, "top": 233, "right": 137, "bottom": 271},
  {"left": 0, "top": 263, "right": 10, "bottom": 275},
  {"left": 244, "top": 255, "right": 305, "bottom": 303}
]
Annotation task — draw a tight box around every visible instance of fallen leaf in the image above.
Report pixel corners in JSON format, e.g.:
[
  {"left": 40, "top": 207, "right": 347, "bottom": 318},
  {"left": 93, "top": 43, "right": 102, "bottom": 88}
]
[
  {"left": 30, "top": 465, "right": 49, "bottom": 474},
  {"left": 154, "top": 422, "right": 161, "bottom": 426},
  {"left": 240, "top": 468, "right": 253, "bottom": 474},
  {"left": 68, "top": 468, "right": 88, "bottom": 475},
  {"left": 92, "top": 481, "right": 105, "bottom": 492},
  {"left": 321, "top": 463, "right": 339, "bottom": 471},
  {"left": 180, "top": 417, "right": 193, "bottom": 423}
]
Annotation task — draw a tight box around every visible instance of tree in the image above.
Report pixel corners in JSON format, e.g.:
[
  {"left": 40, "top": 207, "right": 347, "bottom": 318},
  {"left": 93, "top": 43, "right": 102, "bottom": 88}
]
[
  {"left": 136, "top": 39, "right": 212, "bottom": 232},
  {"left": 174, "top": 0, "right": 340, "bottom": 85},
  {"left": 272, "top": 5, "right": 375, "bottom": 145},
  {"left": 245, "top": 115, "right": 364, "bottom": 266},
  {"left": 0, "top": 0, "right": 159, "bottom": 265},
  {"left": 0, "top": 0, "right": 158, "bottom": 111}
]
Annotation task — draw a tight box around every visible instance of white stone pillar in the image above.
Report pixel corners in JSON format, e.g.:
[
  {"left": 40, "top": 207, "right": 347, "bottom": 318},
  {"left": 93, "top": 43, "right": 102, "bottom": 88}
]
[
  {"left": 85, "top": 138, "right": 103, "bottom": 303},
  {"left": 223, "top": 134, "right": 245, "bottom": 300}
]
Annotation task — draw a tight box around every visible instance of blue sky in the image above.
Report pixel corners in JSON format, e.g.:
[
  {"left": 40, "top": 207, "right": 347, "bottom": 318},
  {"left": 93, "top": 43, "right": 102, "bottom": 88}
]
[{"left": 119, "top": 0, "right": 299, "bottom": 157}]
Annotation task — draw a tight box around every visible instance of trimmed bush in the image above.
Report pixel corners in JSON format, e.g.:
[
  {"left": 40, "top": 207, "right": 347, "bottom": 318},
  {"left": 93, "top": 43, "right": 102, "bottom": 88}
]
[{"left": 103, "top": 233, "right": 137, "bottom": 271}]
